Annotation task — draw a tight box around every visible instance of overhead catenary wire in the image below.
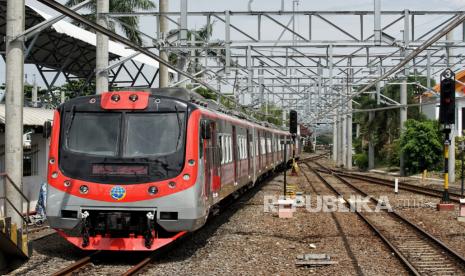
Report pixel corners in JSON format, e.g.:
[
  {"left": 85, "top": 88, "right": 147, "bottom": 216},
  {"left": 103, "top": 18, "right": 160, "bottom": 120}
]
[{"left": 36, "top": 0, "right": 281, "bottom": 124}]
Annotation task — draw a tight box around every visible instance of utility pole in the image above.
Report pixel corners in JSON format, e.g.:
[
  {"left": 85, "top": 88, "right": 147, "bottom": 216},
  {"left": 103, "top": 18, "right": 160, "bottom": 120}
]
[
  {"left": 177, "top": 0, "right": 188, "bottom": 86},
  {"left": 400, "top": 9, "right": 410, "bottom": 176},
  {"left": 5, "top": 0, "right": 25, "bottom": 228},
  {"left": 346, "top": 60, "right": 353, "bottom": 169},
  {"left": 159, "top": 0, "right": 169, "bottom": 87},
  {"left": 96, "top": 0, "right": 109, "bottom": 94},
  {"left": 399, "top": 76, "right": 408, "bottom": 175}
]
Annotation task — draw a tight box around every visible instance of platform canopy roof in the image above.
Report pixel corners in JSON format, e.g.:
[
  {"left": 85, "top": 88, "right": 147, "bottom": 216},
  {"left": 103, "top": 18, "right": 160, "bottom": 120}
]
[
  {"left": 0, "top": 104, "right": 53, "bottom": 126},
  {"left": 0, "top": 0, "right": 174, "bottom": 80}
]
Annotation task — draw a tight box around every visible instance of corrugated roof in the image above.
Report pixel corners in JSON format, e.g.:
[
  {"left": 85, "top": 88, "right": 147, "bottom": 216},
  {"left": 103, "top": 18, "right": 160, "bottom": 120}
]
[
  {"left": 0, "top": 0, "right": 176, "bottom": 79},
  {"left": 0, "top": 105, "right": 54, "bottom": 126}
]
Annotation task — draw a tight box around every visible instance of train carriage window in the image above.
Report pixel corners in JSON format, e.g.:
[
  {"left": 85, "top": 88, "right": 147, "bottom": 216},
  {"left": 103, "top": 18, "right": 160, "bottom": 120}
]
[
  {"left": 260, "top": 137, "right": 266, "bottom": 155},
  {"left": 244, "top": 137, "right": 248, "bottom": 159},
  {"left": 219, "top": 135, "right": 224, "bottom": 164},
  {"left": 227, "top": 135, "right": 232, "bottom": 163},
  {"left": 255, "top": 139, "right": 259, "bottom": 157}
]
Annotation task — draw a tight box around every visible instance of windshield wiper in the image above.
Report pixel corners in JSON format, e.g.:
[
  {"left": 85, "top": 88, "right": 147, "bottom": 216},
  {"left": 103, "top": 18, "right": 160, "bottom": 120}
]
[
  {"left": 65, "top": 105, "right": 76, "bottom": 146},
  {"left": 174, "top": 106, "right": 182, "bottom": 149}
]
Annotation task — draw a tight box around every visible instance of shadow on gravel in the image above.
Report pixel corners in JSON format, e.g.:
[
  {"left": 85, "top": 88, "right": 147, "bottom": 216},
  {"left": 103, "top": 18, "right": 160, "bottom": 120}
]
[{"left": 149, "top": 173, "right": 278, "bottom": 265}]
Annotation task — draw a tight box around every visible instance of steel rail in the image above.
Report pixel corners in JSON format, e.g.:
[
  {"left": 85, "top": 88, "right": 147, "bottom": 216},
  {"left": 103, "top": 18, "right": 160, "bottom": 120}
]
[
  {"left": 309, "top": 162, "right": 465, "bottom": 270},
  {"left": 51, "top": 251, "right": 101, "bottom": 276},
  {"left": 301, "top": 162, "right": 420, "bottom": 275},
  {"left": 320, "top": 167, "right": 462, "bottom": 203}
]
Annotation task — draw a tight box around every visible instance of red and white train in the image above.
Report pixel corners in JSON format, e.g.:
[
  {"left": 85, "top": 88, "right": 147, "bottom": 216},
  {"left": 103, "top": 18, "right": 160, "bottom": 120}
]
[{"left": 46, "top": 88, "right": 301, "bottom": 251}]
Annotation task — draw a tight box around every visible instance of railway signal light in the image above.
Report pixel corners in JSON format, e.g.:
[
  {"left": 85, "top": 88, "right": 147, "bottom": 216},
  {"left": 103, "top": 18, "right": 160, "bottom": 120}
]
[
  {"left": 289, "top": 110, "right": 298, "bottom": 134},
  {"left": 439, "top": 68, "right": 456, "bottom": 125}
]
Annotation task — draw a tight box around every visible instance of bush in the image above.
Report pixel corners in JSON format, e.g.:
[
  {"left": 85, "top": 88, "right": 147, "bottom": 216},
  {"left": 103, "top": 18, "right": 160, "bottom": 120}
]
[
  {"left": 379, "top": 140, "right": 400, "bottom": 168},
  {"left": 354, "top": 153, "right": 369, "bottom": 171},
  {"left": 399, "top": 119, "right": 442, "bottom": 175}
]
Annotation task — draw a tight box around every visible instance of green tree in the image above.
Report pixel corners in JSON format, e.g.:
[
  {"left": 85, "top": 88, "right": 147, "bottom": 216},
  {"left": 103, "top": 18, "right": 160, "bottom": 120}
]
[
  {"left": 65, "top": 0, "right": 156, "bottom": 45},
  {"left": 399, "top": 119, "right": 442, "bottom": 175},
  {"left": 354, "top": 75, "right": 434, "bottom": 167}
]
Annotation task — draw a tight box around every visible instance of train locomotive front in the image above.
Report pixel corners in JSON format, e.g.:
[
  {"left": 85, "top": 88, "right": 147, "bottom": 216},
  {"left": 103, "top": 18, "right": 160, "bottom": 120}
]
[{"left": 46, "top": 89, "right": 208, "bottom": 251}]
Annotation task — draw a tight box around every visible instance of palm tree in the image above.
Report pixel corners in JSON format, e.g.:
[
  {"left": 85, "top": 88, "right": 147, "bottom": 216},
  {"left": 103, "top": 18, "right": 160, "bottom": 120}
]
[{"left": 65, "top": 0, "right": 155, "bottom": 45}]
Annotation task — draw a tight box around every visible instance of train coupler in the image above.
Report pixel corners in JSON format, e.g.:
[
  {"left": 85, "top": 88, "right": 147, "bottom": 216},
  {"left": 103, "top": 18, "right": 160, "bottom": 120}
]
[
  {"left": 80, "top": 211, "right": 90, "bottom": 248},
  {"left": 144, "top": 212, "right": 155, "bottom": 249}
]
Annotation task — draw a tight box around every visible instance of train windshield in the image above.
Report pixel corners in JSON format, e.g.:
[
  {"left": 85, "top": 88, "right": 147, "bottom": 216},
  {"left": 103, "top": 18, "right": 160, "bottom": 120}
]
[
  {"left": 66, "top": 113, "right": 121, "bottom": 156},
  {"left": 124, "top": 113, "right": 185, "bottom": 157},
  {"left": 65, "top": 112, "right": 185, "bottom": 158}
]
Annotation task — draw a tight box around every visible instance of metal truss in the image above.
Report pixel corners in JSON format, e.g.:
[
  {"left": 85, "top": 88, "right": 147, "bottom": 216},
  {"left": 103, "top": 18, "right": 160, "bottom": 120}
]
[{"left": 100, "top": 4, "right": 465, "bottom": 126}]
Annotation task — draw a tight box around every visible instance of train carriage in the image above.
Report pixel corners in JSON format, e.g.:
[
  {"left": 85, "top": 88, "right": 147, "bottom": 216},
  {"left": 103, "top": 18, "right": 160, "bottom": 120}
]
[{"left": 45, "top": 88, "right": 299, "bottom": 251}]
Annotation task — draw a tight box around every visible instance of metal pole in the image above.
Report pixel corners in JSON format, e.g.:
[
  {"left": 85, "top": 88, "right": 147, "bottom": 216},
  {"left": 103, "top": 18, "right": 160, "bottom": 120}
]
[
  {"left": 447, "top": 31, "right": 456, "bottom": 183},
  {"left": 32, "top": 74, "right": 38, "bottom": 107},
  {"left": 368, "top": 110, "right": 375, "bottom": 169},
  {"left": 159, "top": 0, "right": 169, "bottom": 87},
  {"left": 374, "top": 0, "right": 381, "bottom": 45},
  {"left": 399, "top": 76, "right": 408, "bottom": 176},
  {"left": 5, "top": 0, "right": 25, "bottom": 227},
  {"left": 346, "top": 62, "right": 353, "bottom": 169},
  {"left": 96, "top": 0, "right": 109, "bottom": 94},
  {"left": 177, "top": 0, "right": 188, "bottom": 86},
  {"left": 461, "top": 145, "right": 464, "bottom": 197},
  {"left": 443, "top": 131, "right": 451, "bottom": 202},
  {"left": 283, "top": 137, "right": 287, "bottom": 197}
]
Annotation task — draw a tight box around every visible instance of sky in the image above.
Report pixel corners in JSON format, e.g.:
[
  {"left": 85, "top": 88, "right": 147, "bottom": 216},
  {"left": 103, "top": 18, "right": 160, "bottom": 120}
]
[{"left": 2, "top": 0, "right": 465, "bottom": 89}]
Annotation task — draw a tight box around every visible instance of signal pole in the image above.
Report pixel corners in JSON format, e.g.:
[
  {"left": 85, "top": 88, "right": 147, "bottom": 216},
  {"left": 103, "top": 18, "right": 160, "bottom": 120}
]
[{"left": 438, "top": 68, "right": 456, "bottom": 211}]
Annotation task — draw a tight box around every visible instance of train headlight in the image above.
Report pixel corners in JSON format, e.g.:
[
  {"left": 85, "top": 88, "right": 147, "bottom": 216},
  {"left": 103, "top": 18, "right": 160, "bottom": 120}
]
[
  {"left": 49, "top": 158, "right": 55, "bottom": 164},
  {"left": 111, "top": 94, "right": 121, "bottom": 102},
  {"left": 79, "top": 185, "right": 89, "bottom": 194},
  {"left": 183, "top": 174, "right": 190, "bottom": 181},
  {"left": 129, "top": 94, "right": 139, "bottom": 102},
  {"left": 51, "top": 172, "right": 58, "bottom": 179},
  {"left": 168, "top": 181, "right": 176, "bottom": 189},
  {"left": 64, "top": 180, "right": 71, "bottom": 187},
  {"left": 188, "top": 159, "right": 195, "bottom": 166},
  {"left": 148, "top": 186, "right": 158, "bottom": 195}
]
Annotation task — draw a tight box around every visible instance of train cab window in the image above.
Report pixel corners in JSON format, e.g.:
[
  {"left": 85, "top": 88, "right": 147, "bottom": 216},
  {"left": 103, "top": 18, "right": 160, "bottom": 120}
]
[{"left": 66, "top": 113, "right": 120, "bottom": 156}]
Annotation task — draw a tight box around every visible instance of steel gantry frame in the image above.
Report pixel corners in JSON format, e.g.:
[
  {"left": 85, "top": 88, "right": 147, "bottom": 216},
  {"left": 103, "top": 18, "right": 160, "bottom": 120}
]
[
  {"left": 102, "top": 2, "right": 465, "bottom": 172},
  {"left": 4, "top": 0, "right": 465, "bottom": 227}
]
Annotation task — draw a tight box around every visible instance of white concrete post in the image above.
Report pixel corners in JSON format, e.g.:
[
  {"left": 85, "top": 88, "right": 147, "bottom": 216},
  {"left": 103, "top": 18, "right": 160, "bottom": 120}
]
[
  {"left": 5, "top": 0, "right": 25, "bottom": 227},
  {"left": 96, "top": 0, "right": 109, "bottom": 94}
]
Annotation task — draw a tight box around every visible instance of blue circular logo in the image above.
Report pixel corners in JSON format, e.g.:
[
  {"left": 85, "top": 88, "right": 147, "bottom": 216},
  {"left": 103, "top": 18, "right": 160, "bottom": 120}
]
[{"left": 110, "top": 186, "right": 126, "bottom": 201}]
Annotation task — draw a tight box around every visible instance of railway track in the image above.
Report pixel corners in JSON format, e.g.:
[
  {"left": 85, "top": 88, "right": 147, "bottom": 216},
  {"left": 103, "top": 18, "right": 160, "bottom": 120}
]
[
  {"left": 48, "top": 171, "right": 278, "bottom": 276},
  {"left": 303, "top": 161, "right": 465, "bottom": 275},
  {"left": 51, "top": 251, "right": 102, "bottom": 276},
  {"left": 312, "top": 161, "right": 463, "bottom": 203}
]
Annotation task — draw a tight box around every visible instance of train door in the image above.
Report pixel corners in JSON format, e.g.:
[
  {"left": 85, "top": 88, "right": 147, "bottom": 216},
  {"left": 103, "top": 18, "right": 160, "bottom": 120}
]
[
  {"left": 201, "top": 120, "right": 220, "bottom": 197},
  {"left": 232, "top": 126, "right": 238, "bottom": 185}
]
